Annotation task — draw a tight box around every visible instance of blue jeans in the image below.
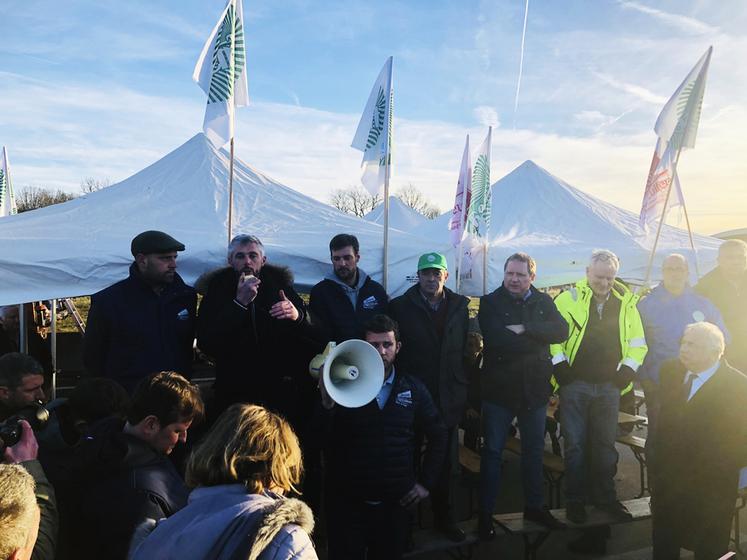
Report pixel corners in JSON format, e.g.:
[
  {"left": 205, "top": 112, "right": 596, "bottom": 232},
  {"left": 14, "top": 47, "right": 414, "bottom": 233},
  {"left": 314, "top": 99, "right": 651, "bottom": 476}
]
[
  {"left": 560, "top": 380, "right": 620, "bottom": 505},
  {"left": 479, "top": 401, "right": 547, "bottom": 513}
]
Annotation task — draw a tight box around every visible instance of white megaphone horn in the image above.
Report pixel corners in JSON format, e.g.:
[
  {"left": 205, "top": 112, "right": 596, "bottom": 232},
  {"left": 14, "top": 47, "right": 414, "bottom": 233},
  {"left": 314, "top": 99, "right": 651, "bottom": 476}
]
[{"left": 309, "top": 340, "right": 385, "bottom": 408}]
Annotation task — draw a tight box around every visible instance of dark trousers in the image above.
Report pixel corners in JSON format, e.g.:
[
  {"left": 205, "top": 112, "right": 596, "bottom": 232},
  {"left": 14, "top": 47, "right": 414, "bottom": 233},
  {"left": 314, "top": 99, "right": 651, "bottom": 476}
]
[
  {"left": 418, "top": 424, "right": 458, "bottom": 523},
  {"left": 326, "top": 496, "right": 411, "bottom": 560}
]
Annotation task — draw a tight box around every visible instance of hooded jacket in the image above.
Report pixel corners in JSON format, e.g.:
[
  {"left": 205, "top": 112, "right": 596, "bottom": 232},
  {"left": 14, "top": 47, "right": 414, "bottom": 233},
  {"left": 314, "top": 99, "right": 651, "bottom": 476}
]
[
  {"left": 309, "top": 268, "right": 388, "bottom": 343},
  {"left": 197, "top": 264, "right": 318, "bottom": 423},
  {"left": 128, "top": 487, "right": 316, "bottom": 560},
  {"left": 85, "top": 263, "right": 197, "bottom": 392}
]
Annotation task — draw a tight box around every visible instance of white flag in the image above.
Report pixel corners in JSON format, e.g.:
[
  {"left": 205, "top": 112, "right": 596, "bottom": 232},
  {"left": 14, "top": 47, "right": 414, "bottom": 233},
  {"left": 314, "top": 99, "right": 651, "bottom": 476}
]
[
  {"left": 465, "top": 127, "right": 492, "bottom": 239},
  {"left": 0, "top": 147, "right": 17, "bottom": 217},
  {"left": 639, "top": 137, "right": 685, "bottom": 230},
  {"left": 654, "top": 46, "right": 712, "bottom": 151},
  {"left": 193, "top": 0, "right": 249, "bottom": 148},
  {"left": 448, "top": 135, "right": 472, "bottom": 247},
  {"left": 351, "top": 57, "right": 393, "bottom": 196}
]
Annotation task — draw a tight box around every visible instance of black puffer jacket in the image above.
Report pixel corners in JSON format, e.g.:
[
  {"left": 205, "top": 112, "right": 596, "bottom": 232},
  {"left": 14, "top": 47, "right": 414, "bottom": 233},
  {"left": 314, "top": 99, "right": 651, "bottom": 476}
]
[
  {"left": 388, "top": 285, "right": 470, "bottom": 427},
  {"left": 309, "top": 272, "right": 388, "bottom": 343},
  {"left": 197, "top": 264, "right": 318, "bottom": 423},
  {"left": 70, "top": 417, "right": 189, "bottom": 560},
  {"left": 322, "top": 372, "right": 447, "bottom": 503},
  {"left": 478, "top": 286, "right": 568, "bottom": 411},
  {"left": 84, "top": 263, "right": 196, "bottom": 392}
]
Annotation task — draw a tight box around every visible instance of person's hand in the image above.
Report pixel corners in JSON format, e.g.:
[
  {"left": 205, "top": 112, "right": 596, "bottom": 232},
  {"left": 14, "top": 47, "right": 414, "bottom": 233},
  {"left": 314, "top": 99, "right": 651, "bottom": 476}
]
[
  {"left": 465, "top": 407, "right": 480, "bottom": 420},
  {"left": 235, "top": 273, "right": 261, "bottom": 306},
  {"left": 505, "top": 324, "right": 526, "bottom": 335},
  {"left": 318, "top": 375, "right": 335, "bottom": 410},
  {"left": 400, "top": 483, "right": 429, "bottom": 508},
  {"left": 3, "top": 420, "right": 39, "bottom": 464},
  {"left": 269, "top": 290, "right": 299, "bottom": 321}
]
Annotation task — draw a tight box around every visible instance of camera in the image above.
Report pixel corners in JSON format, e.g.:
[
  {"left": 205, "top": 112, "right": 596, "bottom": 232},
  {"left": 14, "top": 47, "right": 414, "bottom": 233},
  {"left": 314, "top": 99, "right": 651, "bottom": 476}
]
[{"left": 0, "top": 401, "right": 49, "bottom": 451}]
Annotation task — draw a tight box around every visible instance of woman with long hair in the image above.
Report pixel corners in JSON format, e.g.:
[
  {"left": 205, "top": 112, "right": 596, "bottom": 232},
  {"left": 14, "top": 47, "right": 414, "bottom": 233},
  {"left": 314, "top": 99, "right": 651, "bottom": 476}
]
[{"left": 129, "top": 403, "right": 316, "bottom": 560}]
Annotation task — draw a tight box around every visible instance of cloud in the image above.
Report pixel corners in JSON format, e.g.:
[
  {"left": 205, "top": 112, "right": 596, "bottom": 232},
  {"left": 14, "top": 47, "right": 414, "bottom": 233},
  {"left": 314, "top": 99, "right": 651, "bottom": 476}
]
[
  {"left": 617, "top": 1, "right": 719, "bottom": 35},
  {"left": 473, "top": 106, "right": 500, "bottom": 128},
  {"left": 592, "top": 72, "right": 668, "bottom": 106}
]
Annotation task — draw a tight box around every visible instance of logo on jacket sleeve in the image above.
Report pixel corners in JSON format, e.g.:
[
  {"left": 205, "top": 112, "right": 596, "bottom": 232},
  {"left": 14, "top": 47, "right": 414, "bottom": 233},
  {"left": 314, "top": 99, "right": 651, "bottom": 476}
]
[
  {"left": 395, "top": 390, "right": 413, "bottom": 408},
  {"left": 362, "top": 295, "right": 379, "bottom": 310},
  {"left": 176, "top": 309, "right": 190, "bottom": 321}
]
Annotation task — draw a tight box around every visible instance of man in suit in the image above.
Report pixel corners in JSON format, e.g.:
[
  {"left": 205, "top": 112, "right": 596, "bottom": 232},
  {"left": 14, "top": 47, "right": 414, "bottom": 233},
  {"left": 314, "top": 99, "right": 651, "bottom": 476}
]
[{"left": 652, "top": 321, "right": 747, "bottom": 559}]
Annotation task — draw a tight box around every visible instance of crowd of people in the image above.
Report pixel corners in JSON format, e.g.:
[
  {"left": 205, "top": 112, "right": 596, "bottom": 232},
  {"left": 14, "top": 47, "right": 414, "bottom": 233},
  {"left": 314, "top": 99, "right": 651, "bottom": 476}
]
[{"left": 0, "top": 229, "right": 745, "bottom": 560}]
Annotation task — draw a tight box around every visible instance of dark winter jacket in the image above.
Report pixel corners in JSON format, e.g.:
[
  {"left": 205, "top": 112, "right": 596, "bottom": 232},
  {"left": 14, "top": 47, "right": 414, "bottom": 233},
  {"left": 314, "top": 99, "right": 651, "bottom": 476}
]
[
  {"left": 695, "top": 267, "right": 747, "bottom": 371},
  {"left": 479, "top": 286, "right": 568, "bottom": 411},
  {"left": 321, "top": 371, "right": 447, "bottom": 503},
  {"left": 197, "top": 265, "right": 318, "bottom": 423},
  {"left": 84, "top": 263, "right": 197, "bottom": 392},
  {"left": 388, "top": 285, "right": 470, "bottom": 427},
  {"left": 71, "top": 417, "right": 189, "bottom": 560},
  {"left": 309, "top": 269, "right": 388, "bottom": 343}
]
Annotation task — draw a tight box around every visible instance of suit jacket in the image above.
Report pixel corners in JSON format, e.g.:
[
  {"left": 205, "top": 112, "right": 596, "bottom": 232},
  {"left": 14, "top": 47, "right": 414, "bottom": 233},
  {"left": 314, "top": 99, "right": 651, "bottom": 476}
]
[{"left": 652, "top": 358, "right": 747, "bottom": 552}]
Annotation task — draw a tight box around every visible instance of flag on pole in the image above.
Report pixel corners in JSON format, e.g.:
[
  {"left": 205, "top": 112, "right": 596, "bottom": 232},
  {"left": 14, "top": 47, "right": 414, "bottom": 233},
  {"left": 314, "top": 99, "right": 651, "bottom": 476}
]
[
  {"left": 193, "top": 0, "right": 249, "bottom": 148},
  {"left": 448, "top": 135, "right": 472, "bottom": 247},
  {"left": 0, "top": 147, "right": 17, "bottom": 217},
  {"left": 654, "top": 46, "right": 712, "bottom": 151},
  {"left": 351, "top": 57, "right": 393, "bottom": 196},
  {"left": 465, "top": 127, "right": 492, "bottom": 238},
  {"left": 639, "top": 137, "right": 685, "bottom": 230}
]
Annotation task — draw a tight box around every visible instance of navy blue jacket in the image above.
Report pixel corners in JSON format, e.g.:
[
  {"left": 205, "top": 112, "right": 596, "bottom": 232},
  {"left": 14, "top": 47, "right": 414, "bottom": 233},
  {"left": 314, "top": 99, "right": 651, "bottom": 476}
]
[
  {"left": 70, "top": 418, "right": 189, "bottom": 560},
  {"left": 84, "top": 264, "right": 196, "bottom": 392},
  {"left": 479, "top": 285, "right": 568, "bottom": 411},
  {"left": 321, "top": 371, "right": 447, "bottom": 503},
  {"left": 309, "top": 271, "right": 388, "bottom": 343}
]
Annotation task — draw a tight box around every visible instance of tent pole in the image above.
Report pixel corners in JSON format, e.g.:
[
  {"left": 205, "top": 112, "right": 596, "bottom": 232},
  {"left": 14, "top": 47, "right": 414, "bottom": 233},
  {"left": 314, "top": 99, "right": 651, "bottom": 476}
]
[
  {"left": 679, "top": 182, "right": 701, "bottom": 279},
  {"left": 50, "top": 299, "right": 57, "bottom": 400},
  {"left": 228, "top": 137, "right": 235, "bottom": 245}
]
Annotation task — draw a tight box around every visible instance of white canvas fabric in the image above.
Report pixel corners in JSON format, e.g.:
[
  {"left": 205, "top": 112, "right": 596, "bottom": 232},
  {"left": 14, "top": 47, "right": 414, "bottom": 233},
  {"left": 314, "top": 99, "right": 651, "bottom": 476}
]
[
  {"left": 447, "top": 135, "right": 471, "bottom": 248},
  {"left": 0, "top": 146, "right": 18, "bottom": 217},
  {"left": 0, "top": 134, "right": 431, "bottom": 306},
  {"left": 363, "top": 196, "right": 428, "bottom": 232},
  {"left": 639, "top": 136, "right": 685, "bottom": 231}
]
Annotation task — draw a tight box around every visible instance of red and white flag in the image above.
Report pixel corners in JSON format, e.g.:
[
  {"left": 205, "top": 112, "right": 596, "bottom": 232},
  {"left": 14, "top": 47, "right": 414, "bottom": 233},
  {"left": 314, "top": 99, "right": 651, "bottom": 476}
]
[
  {"left": 639, "top": 137, "right": 685, "bottom": 230},
  {"left": 447, "top": 135, "right": 471, "bottom": 247}
]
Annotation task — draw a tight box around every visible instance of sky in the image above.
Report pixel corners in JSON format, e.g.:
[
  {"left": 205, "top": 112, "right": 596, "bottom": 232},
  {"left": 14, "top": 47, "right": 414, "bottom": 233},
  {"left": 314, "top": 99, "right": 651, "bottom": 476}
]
[{"left": 0, "top": 0, "right": 745, "bottom": 234}]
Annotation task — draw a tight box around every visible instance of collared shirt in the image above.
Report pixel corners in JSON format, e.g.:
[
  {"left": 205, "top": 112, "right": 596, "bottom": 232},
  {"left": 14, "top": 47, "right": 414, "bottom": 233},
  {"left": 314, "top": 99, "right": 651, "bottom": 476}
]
[
  {"left": 684, "top": 360, "right": 719, "bottom": 401},
  {"left": 419, "top": 289, "right": 444, "bottom": 312},
  {"left": 594, "top": 291, "right": 611, "bottom": 320},
  {"left": 375, "top": 368, "right": 396, "bottom": 410}
]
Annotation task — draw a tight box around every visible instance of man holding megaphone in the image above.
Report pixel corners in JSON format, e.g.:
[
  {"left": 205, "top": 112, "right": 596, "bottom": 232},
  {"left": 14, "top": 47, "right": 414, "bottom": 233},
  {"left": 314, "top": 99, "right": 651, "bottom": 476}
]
[{"left": 317, "top": 314, "right": 448, "bottom": 560}]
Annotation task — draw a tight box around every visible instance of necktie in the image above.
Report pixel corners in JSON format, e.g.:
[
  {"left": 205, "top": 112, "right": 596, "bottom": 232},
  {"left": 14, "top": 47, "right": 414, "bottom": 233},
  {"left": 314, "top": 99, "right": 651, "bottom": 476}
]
[{"left": 683, "top": 373, "right": 699, "bottom": 401}]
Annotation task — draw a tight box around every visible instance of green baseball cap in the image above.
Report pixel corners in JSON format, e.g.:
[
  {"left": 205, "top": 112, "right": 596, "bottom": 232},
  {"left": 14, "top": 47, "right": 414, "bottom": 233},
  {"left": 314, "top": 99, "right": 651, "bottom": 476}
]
[{"left": 417, "top": 252, "right": 448, "bottom": 272}]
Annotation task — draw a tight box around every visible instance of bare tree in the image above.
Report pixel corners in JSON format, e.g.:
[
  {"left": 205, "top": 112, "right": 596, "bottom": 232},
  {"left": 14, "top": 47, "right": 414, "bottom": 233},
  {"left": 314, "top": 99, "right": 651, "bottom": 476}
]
[
  {"left": 395, "top": 183, "right": 440, "bottom": 219},
  {"left": 80, "top": 177, "right": 111, "bottom": 193},
  {"left": 330, "top": 186, "right": 381, "bottom": 217},
  {"left": 16, "top": 186, "right": 77, "bottom": 213}
]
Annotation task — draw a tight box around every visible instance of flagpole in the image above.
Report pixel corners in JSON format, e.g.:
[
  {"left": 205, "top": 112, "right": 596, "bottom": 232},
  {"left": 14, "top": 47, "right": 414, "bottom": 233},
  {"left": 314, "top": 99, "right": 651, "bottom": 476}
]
[
  {"left": 677, "top": 176, "right": 701, "bottom": 278},
  {"left": 483, "top": 126, "right": 492, "bottom": 295},
  {"left": 643, "top": 146, "right": 685, "bottom": 286},
  {"left": 455, "top": 138, "right": 470, "bottom": 295},
  {"left": 228, "top": 136, "right": 235, "bottom": 245},
  {"left": 383, "top": 164, "right": 390, "bottom": 292}
]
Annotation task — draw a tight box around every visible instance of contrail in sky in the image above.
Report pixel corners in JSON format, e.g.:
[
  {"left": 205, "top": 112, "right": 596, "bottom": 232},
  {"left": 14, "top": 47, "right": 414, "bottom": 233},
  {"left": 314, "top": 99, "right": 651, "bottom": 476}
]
[{"left": 513, "top": 0, "right": 530, "bottom": 128}]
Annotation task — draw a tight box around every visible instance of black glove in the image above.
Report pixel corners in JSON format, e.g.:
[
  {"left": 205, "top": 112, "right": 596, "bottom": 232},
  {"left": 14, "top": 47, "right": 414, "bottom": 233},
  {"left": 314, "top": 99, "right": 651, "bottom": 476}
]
[
  {"left": 553, "top": 361, "right": 573, "bottom": 387},
  {"left": 614, "top": 365, "right": 636, "bottom": 390}
]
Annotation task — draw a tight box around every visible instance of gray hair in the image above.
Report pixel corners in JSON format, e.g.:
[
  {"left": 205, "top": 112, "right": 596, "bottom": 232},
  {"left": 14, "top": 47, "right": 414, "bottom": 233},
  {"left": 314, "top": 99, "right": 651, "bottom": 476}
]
[
  {"left": 683, "top": 322, "right": 725, "bottom": 357},
  {"left": 0, "top": 464, "right": 38, "bottom": 559},
  {"left": 227, "top": 234, "right": 264, "bottom": 261},
  {"left": 663, "top": 253, "right": 688, "bottom": 269},
  {"left": 589, "top": 249, "right": 620, "bottom": 271}
]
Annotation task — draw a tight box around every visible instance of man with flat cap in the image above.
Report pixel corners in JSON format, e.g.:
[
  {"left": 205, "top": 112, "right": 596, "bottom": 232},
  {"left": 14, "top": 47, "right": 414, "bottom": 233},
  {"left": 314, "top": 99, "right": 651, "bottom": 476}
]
[{"left": 84, "top": 230, "right": 197, "bottom": 392}]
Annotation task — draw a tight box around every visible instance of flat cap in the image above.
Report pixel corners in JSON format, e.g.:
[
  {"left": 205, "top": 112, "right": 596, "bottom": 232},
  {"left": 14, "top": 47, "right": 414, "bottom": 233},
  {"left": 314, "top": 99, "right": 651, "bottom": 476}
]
[{"left": 130, "top": 230, "right": 185, "bottom": 256}]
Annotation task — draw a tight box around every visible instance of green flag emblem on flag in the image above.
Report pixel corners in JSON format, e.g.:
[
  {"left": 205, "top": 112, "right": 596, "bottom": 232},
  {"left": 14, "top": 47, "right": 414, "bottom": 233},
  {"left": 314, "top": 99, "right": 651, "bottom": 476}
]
[
  {"left": 466, "top": 153, "right": 491, "bottom": 236},
  {"left": 208, "top": 4, "right": 246, "bottom": 104}
]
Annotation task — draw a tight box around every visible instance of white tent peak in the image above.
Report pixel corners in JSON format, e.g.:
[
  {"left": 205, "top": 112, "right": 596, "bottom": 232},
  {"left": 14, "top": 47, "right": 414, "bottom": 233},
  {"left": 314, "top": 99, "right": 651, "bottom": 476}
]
[{"left": 363, "top": 196, "right": 428, "bottom": 231}]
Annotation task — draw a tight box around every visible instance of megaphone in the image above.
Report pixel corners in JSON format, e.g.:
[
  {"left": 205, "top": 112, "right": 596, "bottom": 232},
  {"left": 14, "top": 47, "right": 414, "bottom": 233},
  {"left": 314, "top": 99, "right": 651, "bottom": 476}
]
[{"left": 309, "top": 340, "right": 385, "bottom": 408}]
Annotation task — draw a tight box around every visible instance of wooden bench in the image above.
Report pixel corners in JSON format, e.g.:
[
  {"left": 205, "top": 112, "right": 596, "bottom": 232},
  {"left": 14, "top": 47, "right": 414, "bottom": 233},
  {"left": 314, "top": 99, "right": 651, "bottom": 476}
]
[
  {"left": 633, "top": 388, "right": 646, "bottom": 415},
  {"left": 616, "top": 433, "right": 648, "bottom": 497},
  {"left": 493, "top": 497, "right": 651, "bottom": 560},
  {"left": 404, "top": 519, "right": 479, "bottom": 560},
  {"left": 731, "top": 487, "right": 747, "bottom": 556}
]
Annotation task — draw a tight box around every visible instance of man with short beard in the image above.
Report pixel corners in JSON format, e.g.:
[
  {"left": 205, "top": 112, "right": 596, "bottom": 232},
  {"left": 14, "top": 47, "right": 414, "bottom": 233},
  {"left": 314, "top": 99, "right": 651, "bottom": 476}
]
[
  {"left": 309, "top": 233, "right": 387, "bottom": 343},
  {"left": 197, "top": 234, "right": 316, "bottom": 424},
  {"left": 84, "top": 230, "right": 196, "bottom": 393}
]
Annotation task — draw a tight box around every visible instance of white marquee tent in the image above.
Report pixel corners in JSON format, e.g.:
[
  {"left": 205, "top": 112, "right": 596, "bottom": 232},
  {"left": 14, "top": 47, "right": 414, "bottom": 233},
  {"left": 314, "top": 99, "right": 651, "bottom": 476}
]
[
  {"left": 0, "top": 134, "right": 433, "bottom": 306},
  {"left": 416, "top": 160, "right": 722, "bottom": 291},
  {"left": 363, "top": 196, "right": 429, "bottom": 232}
]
